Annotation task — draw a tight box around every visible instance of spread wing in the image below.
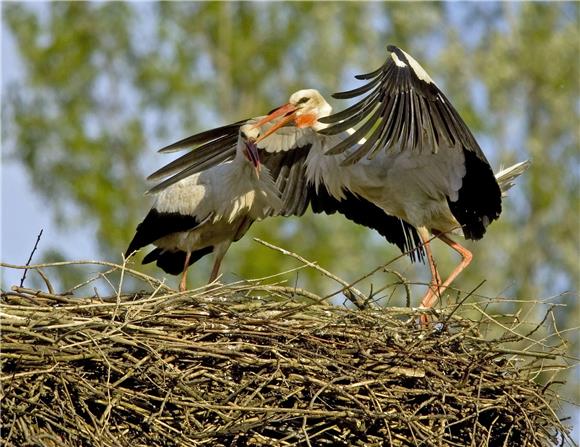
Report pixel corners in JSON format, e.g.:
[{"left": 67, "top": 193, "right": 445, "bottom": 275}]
[
  {"left": 146, "top": 117, "right": 318, "bottom": 217},
  {"left": 319, "top": 45, "right": 502, "bottom": 239},
  {"left": 318, "top": 45, "right": 492, "bottom": 167}
]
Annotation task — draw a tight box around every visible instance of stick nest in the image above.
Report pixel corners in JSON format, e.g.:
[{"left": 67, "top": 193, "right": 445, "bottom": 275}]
[{"left": 0, "top": 266, "right": 573, "bottom": 446}]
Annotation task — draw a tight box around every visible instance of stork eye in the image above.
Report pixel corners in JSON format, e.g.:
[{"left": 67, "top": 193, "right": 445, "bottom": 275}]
[
  {"left": 240, "top": 130, "right": 247, "bottom": 139},
  {"left": 296, "top": 97, "right": 309, "bottom": 105}
]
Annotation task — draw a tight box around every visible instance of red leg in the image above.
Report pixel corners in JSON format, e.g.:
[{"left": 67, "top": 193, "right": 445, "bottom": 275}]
[
  {"left": 417, "top": 227, "right": 442, "bottom": 304},
  {"left": 208, "top": 251, "right": 225, "bottom": 283},
  {"left": 418, "top": 227, "right": 441, "bottom": 299},
  {"left": 417, "top": 228, "right": 442, "bottom": 325},
  {"left": 420, "top": 233, "right": 473, "bottom": 310},
  {"left": 179, "top": 251, "right": 192, "bottom": 292}
]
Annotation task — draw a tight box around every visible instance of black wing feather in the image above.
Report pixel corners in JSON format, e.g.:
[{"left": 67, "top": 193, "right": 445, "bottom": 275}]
[
  {"left": 125, "top": 209, "right": 200, "bottom": 257},
  {"left": 262, "top": 144, "right": 312, "bottom": 217},
  {"left": 448, "top": 150, "right": 501, "bottom": 240},
  {"left": 158, "top": 120, "right": 246, "bottom": 153},
  {"left": 319, "top": 45, "right": 487, "bottom": 162},
  {"left": 309, "top": 184, "right": 425, "bottom": 263},
  {"left": 147, "top": 147, "right": 236, "bottom": 195},
  {"left": 148, "top": 134, "right": 238, "bottom": 182},
  {"left": 146, "top": 123, "right": 244, "bottom": 193}
]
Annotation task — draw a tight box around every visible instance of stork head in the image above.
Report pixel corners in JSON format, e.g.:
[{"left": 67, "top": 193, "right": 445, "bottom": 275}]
[
  {"left": 239, "top": 124, "right": 261, "bottom": 176},
  {"left": 255, "top": 89, "right": 332, "bottom": 142},
  {"left": 287, "top": 89, "right": 333, "bottom": 126}
]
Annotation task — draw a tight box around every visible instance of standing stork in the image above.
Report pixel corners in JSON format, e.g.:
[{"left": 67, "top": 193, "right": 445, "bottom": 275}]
[{"left": 125, "top": 124, "right": 282, "bottom": 291}]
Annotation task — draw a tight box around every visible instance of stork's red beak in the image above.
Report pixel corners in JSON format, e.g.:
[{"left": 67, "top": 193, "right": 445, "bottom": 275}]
[
  {"left": 254, "top": 103, "right": 298, "bottom": 142},
  {"left": 244, "top": 139, "right": 261, "bottom": 177}
]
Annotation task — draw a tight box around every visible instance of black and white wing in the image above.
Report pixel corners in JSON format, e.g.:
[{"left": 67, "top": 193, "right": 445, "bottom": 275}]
[{"left": 319, "top": 45, "right": 489, "bottom": 165}]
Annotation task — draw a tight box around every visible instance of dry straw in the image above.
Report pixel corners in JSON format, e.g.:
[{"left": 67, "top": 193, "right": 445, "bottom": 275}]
[{"left": 0, "top": 243, "right": 575, "bottom": 447}]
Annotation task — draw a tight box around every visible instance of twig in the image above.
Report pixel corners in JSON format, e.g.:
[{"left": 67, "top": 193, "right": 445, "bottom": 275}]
[
  {"left": 35, "top": 268, "right": 55, "bottom": 294},
  {"left": 19, "top": 229, "right": 43, "bottom": 287},
  {"left": 384, "top": 268, "right": 412, "bottom": 307},
  {"left": 250, "top": 285, "right": 324, "bottom": 303},
  {"left": 2, "top": 260, "right": 174, "bottom": 292},
  {"left": 441, "top": 280, "right": 486, "bottom": 325},
  {"left": 523, "top": 304, "right": 556, "bottom": 339},
  {"left": 253, "top": 238, "right": 369, "bottom": 309}
]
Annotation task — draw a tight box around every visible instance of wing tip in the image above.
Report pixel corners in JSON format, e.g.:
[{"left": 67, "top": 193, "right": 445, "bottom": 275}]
[
  {"left": 158, "top": 143, "right": 184, "bottom": 153},
  {"left": 330, "top": 91, "right": 352, "bottom": 100}
]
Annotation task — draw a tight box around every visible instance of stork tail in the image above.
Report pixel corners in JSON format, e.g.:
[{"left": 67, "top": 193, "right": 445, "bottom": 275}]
[{"left": 495, "top": 160, "right": 531, "bottom": 197}]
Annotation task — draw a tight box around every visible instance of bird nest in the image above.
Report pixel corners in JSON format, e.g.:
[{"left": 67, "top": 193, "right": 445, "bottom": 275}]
[{"left": 0, "top": 259, "right": 574, "bottom": 447}]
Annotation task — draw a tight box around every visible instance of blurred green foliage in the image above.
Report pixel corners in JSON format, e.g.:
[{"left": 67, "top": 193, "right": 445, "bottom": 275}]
[{"left": 3, "top": 3, "right": 578, "bottom": 309}]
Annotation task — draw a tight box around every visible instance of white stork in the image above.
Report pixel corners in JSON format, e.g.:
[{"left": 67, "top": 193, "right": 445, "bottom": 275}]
[
  {"left": 144, "top": 45, "right": 529, "bottom": 313},
  {"left": 252, "top": 47, "right": 529, "bottom": 316},
  {"left": 126, "top": 124, "right": 282, "bottom": 291}
]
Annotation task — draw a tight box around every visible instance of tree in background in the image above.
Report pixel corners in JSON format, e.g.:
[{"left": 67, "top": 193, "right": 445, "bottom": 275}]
[{"left": 3, "top": 3, "right": 578, "bottom": 312}]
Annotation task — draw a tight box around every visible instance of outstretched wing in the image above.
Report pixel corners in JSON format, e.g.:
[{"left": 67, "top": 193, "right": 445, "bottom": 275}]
[
  {"left": 309, "top": 184, "right": 425, "bottom": 262},
  {"left": 319, "top": 45, "right": 490, "bottom": 166}
]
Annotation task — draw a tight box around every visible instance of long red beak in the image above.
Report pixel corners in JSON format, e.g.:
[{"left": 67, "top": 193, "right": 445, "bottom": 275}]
[{"left": 254, "top": 103, "right": 297, "bottom": 142}]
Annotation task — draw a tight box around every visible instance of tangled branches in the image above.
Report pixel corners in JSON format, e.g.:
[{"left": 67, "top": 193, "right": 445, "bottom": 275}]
[{"left": 0, "top": 258, "right": 573, "bottom": 446}]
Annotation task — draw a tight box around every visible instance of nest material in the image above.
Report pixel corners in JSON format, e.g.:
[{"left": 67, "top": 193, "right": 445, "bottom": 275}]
[{"left": 0, "top": 280, "right": 571, "bottom": 447}]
